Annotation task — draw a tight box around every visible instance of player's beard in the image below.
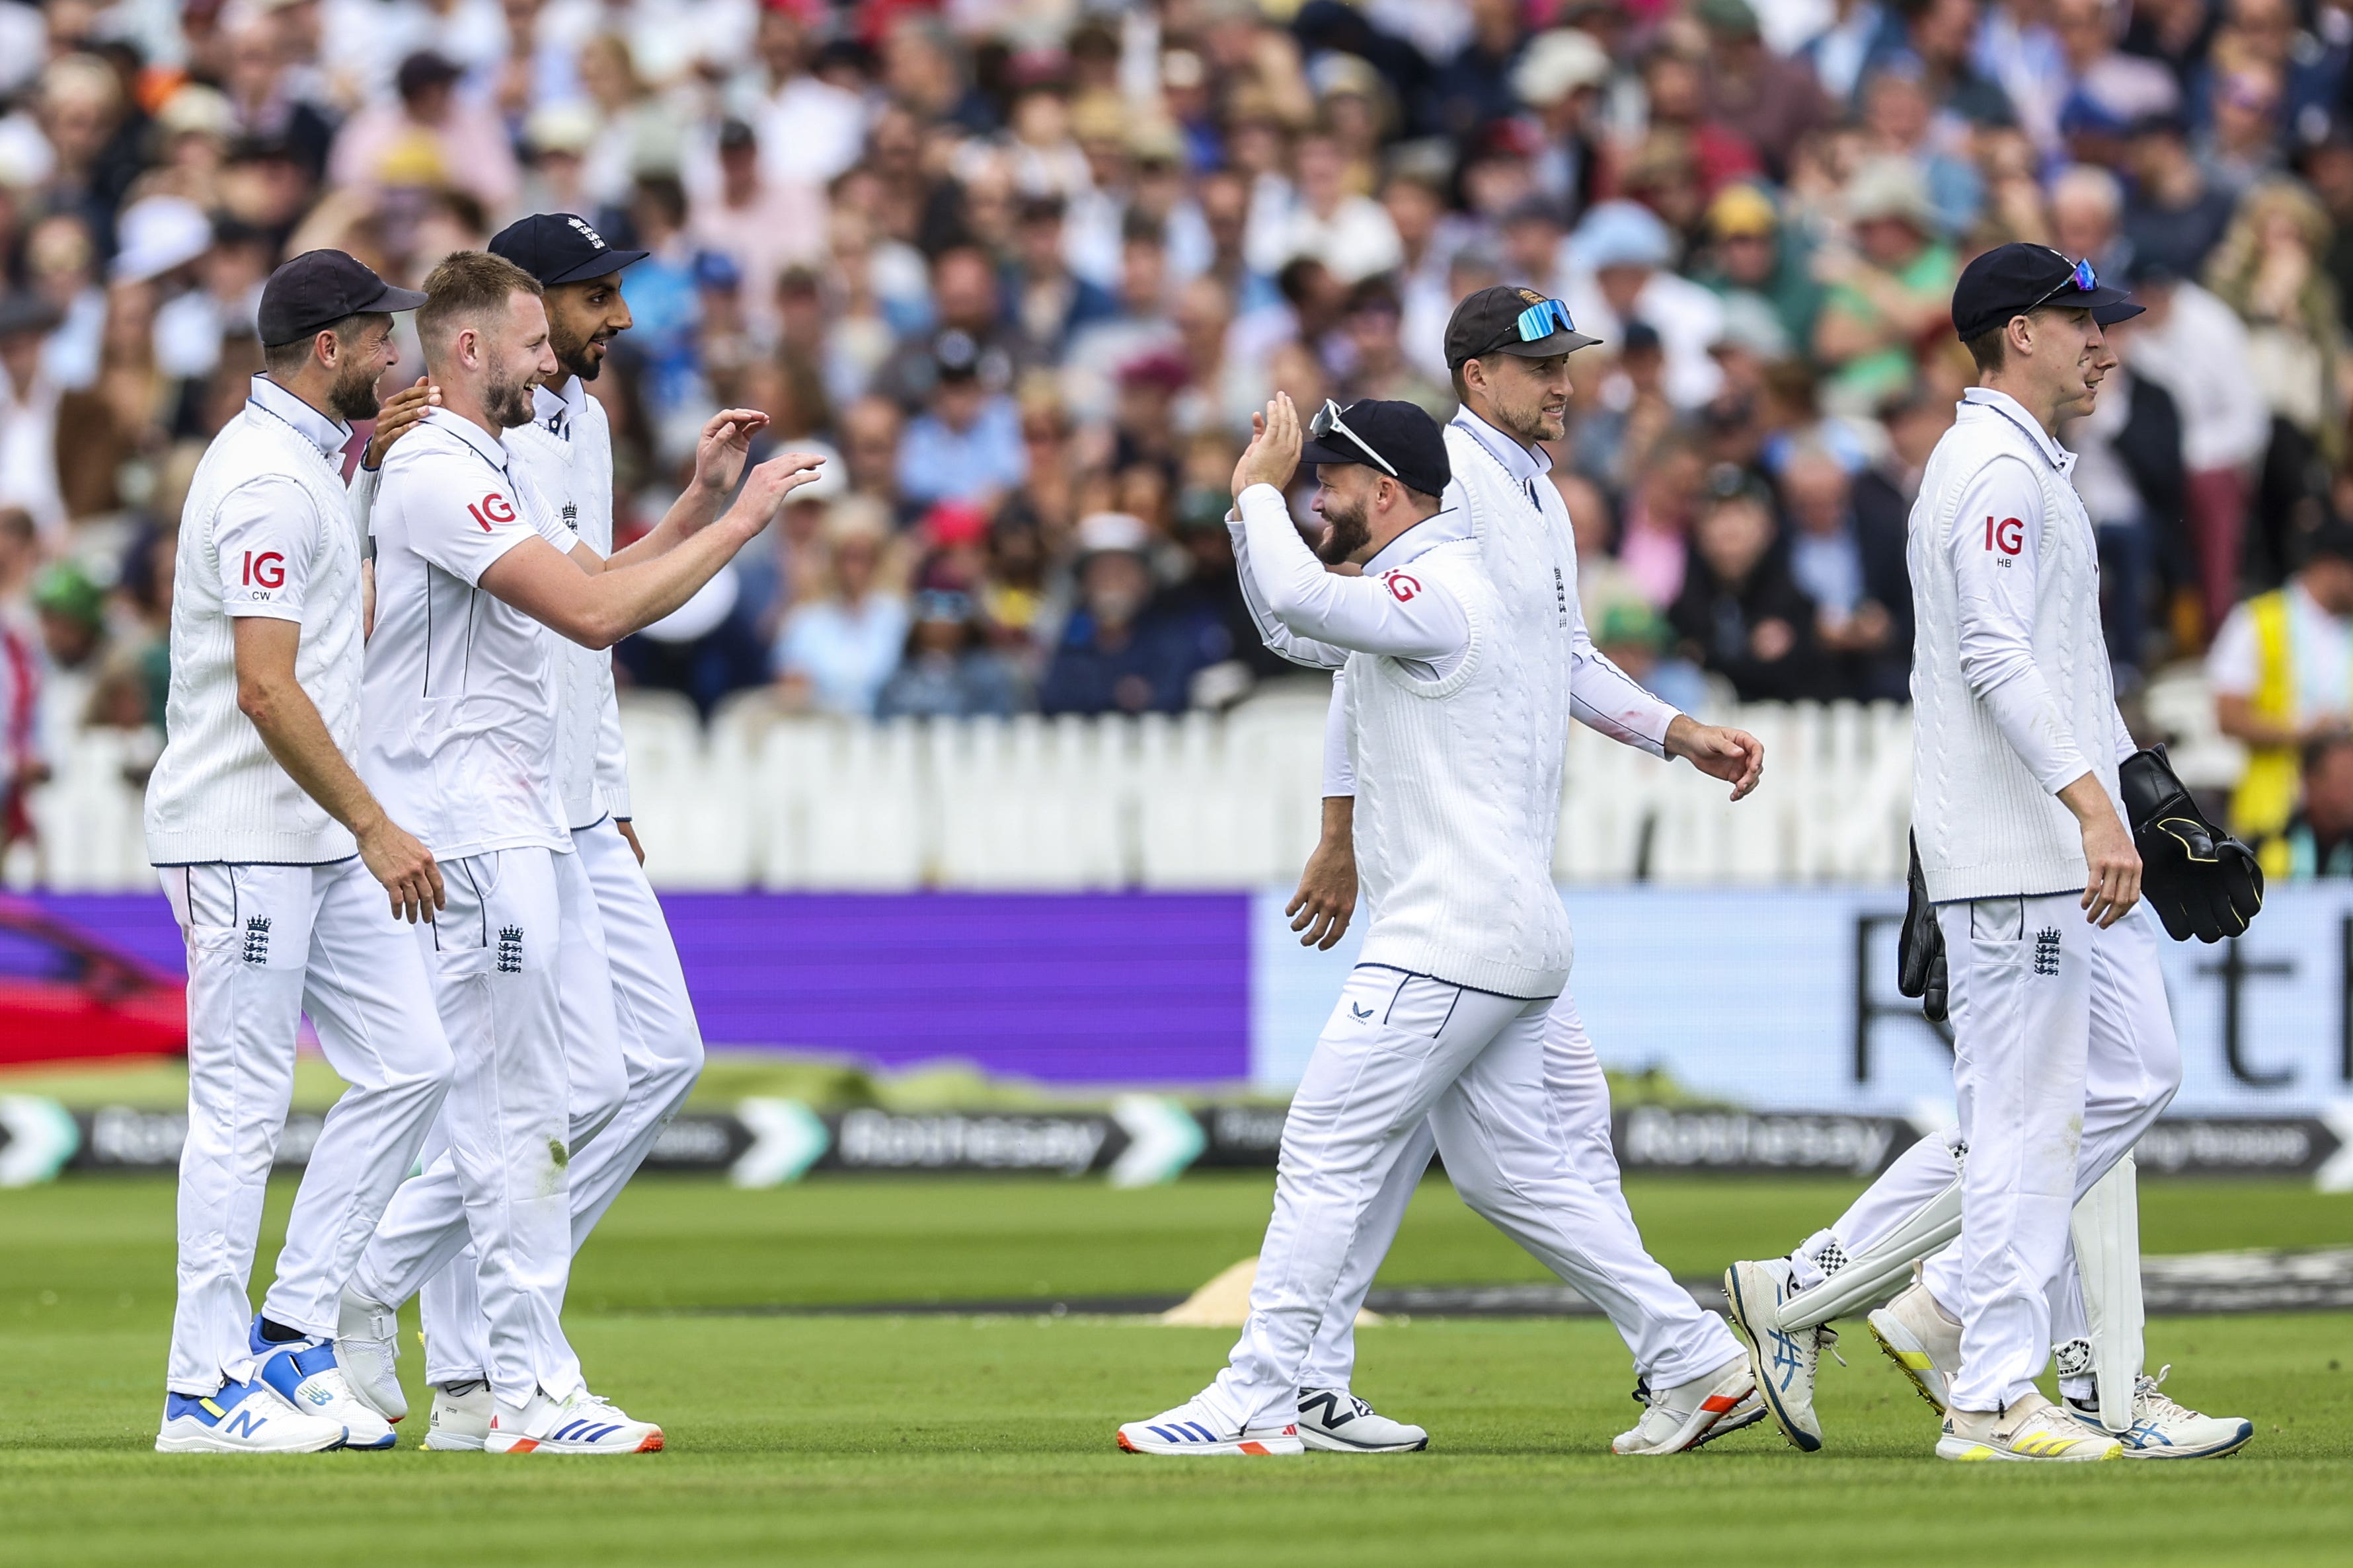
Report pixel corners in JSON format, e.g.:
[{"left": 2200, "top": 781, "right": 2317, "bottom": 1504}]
[
  {"left": 548, "top": 313, "right": 607, "bottom": 383},
  {"left": 1315, "top": 492, "right": 1370, "bottom": 565},
  {"left": 325, "top": 357, "right": 383, "bottom": 422},
  {"left": 482, "top": 361, "right": 537, "bottom": 429}
]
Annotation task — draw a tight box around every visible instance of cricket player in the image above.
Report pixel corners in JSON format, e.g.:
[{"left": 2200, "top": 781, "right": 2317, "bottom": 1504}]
[
  {"left": 334, "top": 214, "right": 724, "bottom": 1450},
  {"left": 331, "top": 249, "right": 821, "bottom": 1455},
  {"left": 147, "top": 250, "right": 450, "bottom": 1453},
  {"left": 1243, "top": 292, "right": 1778, "bottom": 1460},
  {"left": 1116, "top": 391, "right": 1756, "bottom": 1458},
  {"left": 1724, "top": 244, "right": 2258, "bottom": 1463}
]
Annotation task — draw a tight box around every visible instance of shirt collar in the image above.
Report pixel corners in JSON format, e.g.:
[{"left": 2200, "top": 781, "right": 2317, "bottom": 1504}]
[
  {"left": 1449, "top": 405, "right": 1552, "bottom": 484},
  {"left": 425, "top": 406, "right": 512, "bottom": 472},
  {"left": 247, "top": 374, "right": 352, "bottom": 459},
  {"left": 1960, "top": 386, "right": 2073, "bottom": 471},
  {"left": 1366, "top": 504, "right": 1473, "bottom": 576},
  {"left": 533, "top": 375, "right": 587, "bottom": 439}
]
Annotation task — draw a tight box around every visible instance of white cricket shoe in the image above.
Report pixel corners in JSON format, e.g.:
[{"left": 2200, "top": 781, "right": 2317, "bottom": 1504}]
[
  {"left": 156, "top": 1378, "right": 348, "bottom": 1454},
  {"left": 1116, "top": 1397, "right": 1304, "bottom": 1456},
  {"left": 334, "top": 1286, "right": 405, "bottom": 1423},
  {"left": 1611, "top": 1355, "right": 1762, "bottom": 1456},
  {"left": 424, "top": 1379, "right": 494, "bottom": 1451},
  {"left": 1722, "top": 1257, "right": 1836, "bottom": 1452},
  {"left": 1866, "top": 1269, "right": 1962, "bottom": 1414},
  {"left": 251, "top": 1327, "right": 396, "bottom": 1450},
  {"left": 1937, "top": 1391, "right": 2122, "bottom": 1462},
  {"left": 485, "top": 1388, "right": 664, "bottom": 1454},
  {"left": 2064, "top": 1367, "right": 2255, "bottom": 1460},
  {"left": 1295, "top": 1388, "right": 1428, "bottom": 1453}
]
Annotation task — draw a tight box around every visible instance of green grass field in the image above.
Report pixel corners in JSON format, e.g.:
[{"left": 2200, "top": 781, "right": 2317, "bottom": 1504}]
[{"left": 4, "top": 1173, "right": 2348, "bottom": 1567}]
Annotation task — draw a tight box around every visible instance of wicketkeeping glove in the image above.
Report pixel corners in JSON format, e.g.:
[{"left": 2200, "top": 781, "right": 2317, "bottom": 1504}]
[
  {"left": 1898, "top": 831, "right": 1948, "bottom": 1023},
  {"left": 2118, "top": 744, "right": 2264, "bottom": 944}
]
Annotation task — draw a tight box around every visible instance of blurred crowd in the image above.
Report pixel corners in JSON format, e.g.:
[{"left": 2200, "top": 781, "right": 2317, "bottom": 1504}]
[{"left": 13, "top": 0, "right": 2353, "bottom": 872}]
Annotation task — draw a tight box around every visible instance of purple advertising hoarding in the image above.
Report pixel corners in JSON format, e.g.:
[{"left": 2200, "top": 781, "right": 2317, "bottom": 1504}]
[{"left": 37, "top": 891, "right": 1253, "bottom": 1085}]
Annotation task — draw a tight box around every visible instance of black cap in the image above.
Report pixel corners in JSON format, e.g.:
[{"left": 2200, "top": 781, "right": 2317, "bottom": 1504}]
[
  {"left": 1297, "top": 398, "right": 1452, "bottom": 499},
  {"left": 1951, "top": 242, "right": 2143, "bottom": 342},
  {"left": 1444, "top": 283, "right": 1601, "bottom": 367},
  {"left": 2305, "top": 517, "right": 2353, "bottom": 566},
  {"left": 256, "top": 250, "right": 428, "bottom": 346},
  {"left": 396, "top": 51, "right": 461, "bottom": 102},
  {"left": 487, "top": 212, "right": 649, "bottom": 289}
]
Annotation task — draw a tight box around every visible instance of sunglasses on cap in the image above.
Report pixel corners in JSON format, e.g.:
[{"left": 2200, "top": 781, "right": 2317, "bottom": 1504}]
[
  {"left": 1514, "top": 297, "right": 1579, "bottom": 345},
  {"left": 1308, "top": 398, "right": 1398, "bottom": 479},
  {"left": 2028, "top": 256, "right": 2099, "bottom": 312}
]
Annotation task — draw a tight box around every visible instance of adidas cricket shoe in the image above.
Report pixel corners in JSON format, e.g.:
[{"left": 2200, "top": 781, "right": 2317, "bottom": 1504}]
[
  {"left": 2064, "top": 1366, "right": 2254, "bottom": 1460},
  {"left": 485, "top": 1388, "right": 665, "bottom": 1454},
  {"left": 251, "top": 1322, "right": 396, "bottom": 1450},
  {"left": 1866, "top": 1268, "right": 1962, "bottom": 1415},
  {"left": 424, "top": 1379, "right": 494, "bottom": 1451},
  {"left": 1295, "top": 1388, "right": 1428, "bottom": 1453},
  {"left": 1937, "top": 1391, "right": 2122, "bottom": 1462},
  {"left": 1116, "top": 1397, "right": 1304, "bottom": 1456},
  {"left": 1611, "top": 1355, "right": 1761, "bottom": 1456},
  {"left": 1722, "top": 1257, "right": 1835, "bottom": 1452},
  {"left": 334, "top": 1285, "right": 405, "bottom": 1423},
  {"left": 155, "top": 1376, "right": 348, "bottom": 1454}
]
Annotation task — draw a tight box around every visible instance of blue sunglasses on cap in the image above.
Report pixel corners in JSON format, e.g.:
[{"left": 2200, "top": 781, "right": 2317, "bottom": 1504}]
[
  {"left": 1514, "top": 297, "right": 1580, "bottom": 344},
  {"left": 2028, "top": 257, "right": 2099, "bottom": 311}
]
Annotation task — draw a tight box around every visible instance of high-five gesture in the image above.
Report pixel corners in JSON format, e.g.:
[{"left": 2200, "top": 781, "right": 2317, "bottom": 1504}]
[
  {"left": 691, "top": 407, "right": 773, "bottom": 497},
  {"left": 1233, "top": 392, "right": 1303, "bottom": 498}
]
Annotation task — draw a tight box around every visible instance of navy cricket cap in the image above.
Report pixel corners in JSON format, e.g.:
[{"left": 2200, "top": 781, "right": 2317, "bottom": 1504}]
[
  {"left": 1444, "top": 283, "right": 1601, "bottom": 367},
  {"left": 1951, "top": 243, "right": 2142, "bottom": 342},
  {"left": 487, "top": 212, "right": 648, "bottom": 289},
  {"left": 1297, "top": 398, "right": 1451, "bottom": 500},
  {"left": 256, "top": 249, "right": 428, "bottom": 346}
]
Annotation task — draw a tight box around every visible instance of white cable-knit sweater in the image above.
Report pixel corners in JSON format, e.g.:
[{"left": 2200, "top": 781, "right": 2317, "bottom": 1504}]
[{"left": 1910, "top": 387, "right": 2128, "bottom": 902}]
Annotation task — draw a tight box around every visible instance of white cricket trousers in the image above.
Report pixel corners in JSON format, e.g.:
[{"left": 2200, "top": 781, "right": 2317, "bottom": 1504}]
[
  {"left": 1204, "top": 965, "right": 1734, "bottom": 1432},
  {"left": 162, "top": 858, "right": 452, "bottom": 1396},
  {"left": 418, "top": 815, "right": 705, "bottom": 1388},
  {"left": 1925, "top": 897, "right": 2179, "bottom": 1413},
  {"left": 1301, "top": 989, "right": 1738, "bottom": 1394},
  {"left": 350, "top": 846, "right": 596, "bottom": 1413}
]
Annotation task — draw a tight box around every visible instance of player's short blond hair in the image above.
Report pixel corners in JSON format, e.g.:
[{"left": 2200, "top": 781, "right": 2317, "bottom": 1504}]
[{"left": 416, "top": 250, "right": 541, "bottom": 365}]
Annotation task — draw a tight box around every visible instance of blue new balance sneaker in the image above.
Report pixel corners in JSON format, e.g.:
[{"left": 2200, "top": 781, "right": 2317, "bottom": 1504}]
[
  {"left": 251, "top": 1320, "right": 397, "bottom": 1450},
  {"left": 155, "top": 1377, "right": 348, "bottom": 1454}
]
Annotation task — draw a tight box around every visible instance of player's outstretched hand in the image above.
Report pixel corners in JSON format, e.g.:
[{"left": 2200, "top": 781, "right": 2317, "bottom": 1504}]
[
  {"left": 1664, "top": 716, "right": 1765, "bottom": 800},
  {"left": 1288, "top": 833, "right": 1358, "bottom": 950},
  {"left": 1233, "top": 392, "right": 1303, "bottom": 497},
  {"left": 358, "top": 815, "right": 445, "bottom": 924},
  {"left": 364, "top": 377, "right": 439, "bottom": 468},
  {"left": 725, "top": 450, "right": 829, "bottom": 531},
  {"left": 692, "top": 407, "right": 773, "bottom": 496}
]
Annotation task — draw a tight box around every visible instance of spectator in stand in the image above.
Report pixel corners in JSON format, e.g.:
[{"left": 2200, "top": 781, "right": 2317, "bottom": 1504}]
[
  {"left": 31, "top": 560, "right": 105, "bottom": 774},
  {"left": 1883, "top": 0, "right": 2016, "bottom": 128},
  {"left": 875, "top": 586, "right": 1022, "bottom": 720},
  {"left": 0, "top": 507, "right": 42, "bottom": 851},
  {"left": 1693, "top": 182, "right": 1826, "bottom": 359},
  {"left": 1038, "top": 512, "right": 1217, "bottom": 717},
  {"left": 2123, "top": 112, "right": 2239, "bottom": 280},
  {"left": 2253, "top": 729, "right": 2353, "bottom": 879},
  {"left": 872, "top": 244, "right": 1026, "bottom": 414},
  {"left": 1249, "top": 126, "right": 1403, "bottom": 285},
  {"left": 2048, "top": 164, "right": 2132, "bottom": 281},
  {"left": 1670, "top": 467, "right": 1830, "bottom": 702},
  {"left": 1780, "top": 442, "right": 1913, "bottom": 700},
  {"left": 1566, "top": 200, "right": 1726, "bottom": 411},
  {"left": 2207, "top": 178, "right": 2349, "bottom": 581},
  {"left": 1699, "top": 0, "right": 1832, "bottom": 182},
  {"left": 1621, "top": 433, "right": 1710, "bottom": 610},
  {"left": 2201, "top": 59, "right": 2288, "bottom": 198},
  {"left": 0, "top": 292, "right": 64, "bottom": 532},
  {"left": 897, "top": 330, "right": 1026, "bottom": 509},
  {"left": 688, "top": 118, "right": 828, "bottom": 342},
  {"left": 1335, "top": 278, "right": 1451, "bottom": 420},
  {"left": 1851, "top": 373, "right": 1954, "bottom": 554},
  {"left": 328, "top": 50, "right": 519, "bottom": 213},
  {"left": 2210, "top": 518, "right": 2353, "bottom": 839},
  {"left": 772, "top": 500, "right": 911, "bottom": 718},
  {"left": 1812, "top": 157, "right": 1958, "bottom": 414}
]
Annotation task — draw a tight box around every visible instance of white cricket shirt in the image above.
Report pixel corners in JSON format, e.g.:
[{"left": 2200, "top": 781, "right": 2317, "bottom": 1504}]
[
  {"left": 508, "top": 376, "right": 633, "bottom": 829},
  {"left": 146, "top": 375, "right": 366, "bottom": 865},
  {"left": 360, "top": 408, "right": 574, "bottom": 862}
]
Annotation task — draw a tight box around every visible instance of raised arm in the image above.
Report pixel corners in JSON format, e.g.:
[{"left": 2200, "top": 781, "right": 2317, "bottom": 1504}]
[{"left": 480, "top": 451, "right": 824, "bottom": 649}]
